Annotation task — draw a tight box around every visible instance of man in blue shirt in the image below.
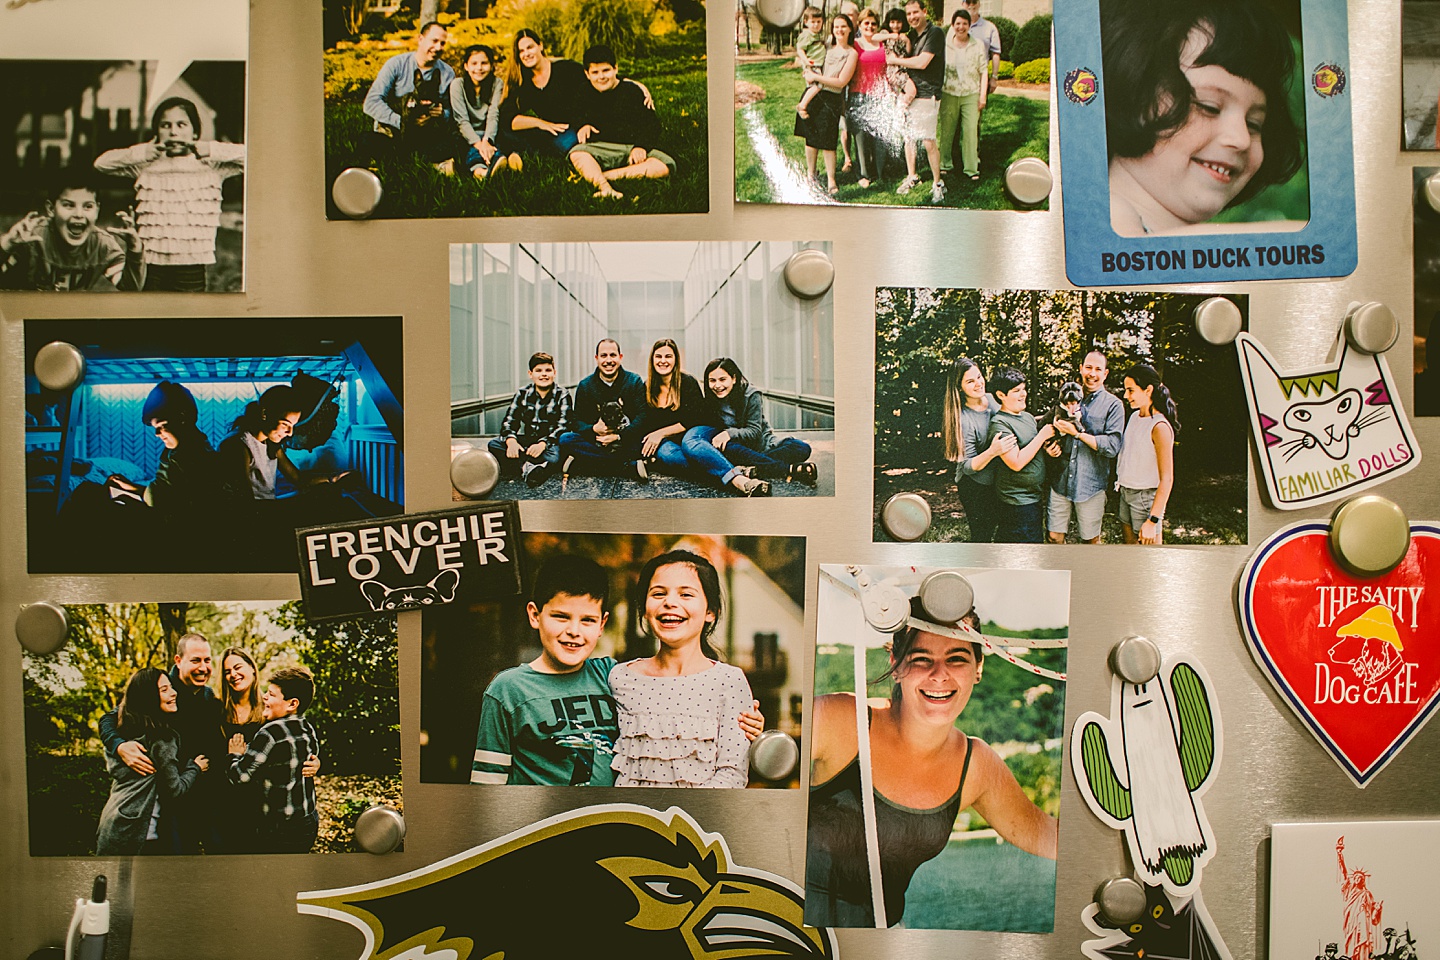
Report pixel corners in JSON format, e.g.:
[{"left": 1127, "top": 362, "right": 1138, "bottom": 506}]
[
  {"left": 1047, "top": 351, "right": 1124, "bottom": 543},
  {"left": 362, "top": 21, "right": 456, "bottom": 167}
]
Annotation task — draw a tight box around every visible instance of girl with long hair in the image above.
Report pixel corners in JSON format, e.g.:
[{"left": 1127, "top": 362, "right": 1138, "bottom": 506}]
[
  {"left": 793, "top": 14, "right": 860, "bottom": 197},
  {"left": 684, "top": 357, "right": 818, "bottom": 486},
  {"left": 608, "top": 550, "right": 755, "bottom": 788},
  {"left": 941, "top": 358, "right": 1016, "bottom": 543},
  {"left": 95, "top": 668, "right": 209, "bottom": 855},
  {"left": 1116, "top": 364, "right": 1179, "bottom": 544},
  {"left": 450, "top": 44, "right": 518, "bottom": 177},
  {"left": 217, "top": 384, "right": 349, "bottom": 502}
]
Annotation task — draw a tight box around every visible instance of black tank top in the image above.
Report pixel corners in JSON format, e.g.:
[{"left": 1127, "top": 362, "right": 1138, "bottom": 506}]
[{"left": 805, "top": 731, "right": 973, "bottom": 927}]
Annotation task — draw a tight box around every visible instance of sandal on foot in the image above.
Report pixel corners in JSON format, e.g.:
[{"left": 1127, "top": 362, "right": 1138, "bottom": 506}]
[{"left": 734, "top": 475, "right": 771, "bottom": 497}]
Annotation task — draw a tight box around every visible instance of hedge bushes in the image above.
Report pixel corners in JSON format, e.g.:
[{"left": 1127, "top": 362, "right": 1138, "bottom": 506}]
[
  {"left": 988, "top": 14, "right": 1018, "bottom": 61},
  {"left": 1014, "top": 57, "right": 1049, "bottom": 85},
  {"left": 1011, "top": 12, "right": 1052, "bottom": 65}
]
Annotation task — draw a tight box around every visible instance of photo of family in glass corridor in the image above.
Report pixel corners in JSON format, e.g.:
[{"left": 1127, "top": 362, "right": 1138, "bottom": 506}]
[
  {"left": 323, "top": 0, "right": 709, "bottom": 217},
  {"left": 736, "top": 0, "right": 1051, "bottom": 207},
  {"left": 873, "top": 288, "right": 1250, "bottom": 545},
  {"left": 451, "top": 241, "right": 835, "bottom": 500}
]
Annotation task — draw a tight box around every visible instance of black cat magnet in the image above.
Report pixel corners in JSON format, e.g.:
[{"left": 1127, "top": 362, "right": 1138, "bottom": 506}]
[{"left": 296, "top": 503, "right": 523, "bottom": 622}]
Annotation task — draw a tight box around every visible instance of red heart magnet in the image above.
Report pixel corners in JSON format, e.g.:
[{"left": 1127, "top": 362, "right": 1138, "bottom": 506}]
[{"left": 1239, "top": 521, "right": 1440, "bottom": 787}]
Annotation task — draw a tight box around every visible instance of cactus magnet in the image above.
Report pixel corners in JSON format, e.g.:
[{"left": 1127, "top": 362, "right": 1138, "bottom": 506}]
[
  {"left": 1236, "top": 333, "right": 1420, "bottom": 510},
  {"left": 1239, "top": 520, "right": 1440, "bottom": 787}
]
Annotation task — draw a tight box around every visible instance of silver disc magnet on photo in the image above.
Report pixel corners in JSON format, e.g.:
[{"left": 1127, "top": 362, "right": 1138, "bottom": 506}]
[
  {"left": 1004, "top": 157, "right": 1053, "bottom": 206},
  {"left": 1329, "top": 495, "right": 1411, "bottom": 578},
  {"left": 754, "top": 0, "right": 804, "bottom": 28},
  {"left": 33, "top": 342, "right": 86, "bottom": 392},
  {"left": 1343, "top": 301, "right": 1399, "bottom": 355},
  {"left": 15, "top": 601, "right": 69, "bottom": 655},
  {"left": 881, "top": 493, "right": 931, "bottom": 542},
  {"left": 332, "top": 167, "right": 384, "bottom": 220},
  {"left": 451, "top": 448, "right": 501, "bottom": 499},
  {"left": 782, "top": 249, "right": 834, "bottom": 300},
  {"left": 354, "top": 804, "right": 405, "bottom": 854},
  {"left": 1424, "top": 171, "right": 1440, "bottom": 215},
  {"left": 918, "top": 570, "right": 974, "bottom": 624},
  {"left": 748, "top": 730, "right": 800, "bottom": 782},
  {"left": 1109, "top": 635, "right": 1162, "bottom": 684},
  {"left": 1193, "top": 297, "right": 1244, "bottom": 346},
  {"left": 1094, "top": 877, "right": 1148, "bottom": 927}
]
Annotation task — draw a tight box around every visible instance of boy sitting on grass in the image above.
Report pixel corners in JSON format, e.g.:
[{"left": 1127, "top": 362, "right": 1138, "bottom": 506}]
[
  {"left": 488, "top": 351, "right": 573, "bottom": 488},
  {"left": 472, "top": 555, "right": 764, "bottom": 786},
  {"left": 569, "top": 45, "right": 676, "bottom": 200},
  {"left": 227, "top": 666, "right": 321, "bottom": 854},
  {"left": 0, "top": 175, "right": 144, "bottom": 291}
]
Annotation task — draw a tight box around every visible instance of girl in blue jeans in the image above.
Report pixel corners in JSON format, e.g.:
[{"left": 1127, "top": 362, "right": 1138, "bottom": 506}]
[
  {"left": 684, "top": 358, "right": 818, "bottom": 487},
  {"left": 629, "top": 340, "right": 769, "bottom": 496}
]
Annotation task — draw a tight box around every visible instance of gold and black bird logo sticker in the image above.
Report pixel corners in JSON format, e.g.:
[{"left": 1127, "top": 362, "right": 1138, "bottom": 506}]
[{"left": 297, "top": 804, "right": 838, "bottom": 959}]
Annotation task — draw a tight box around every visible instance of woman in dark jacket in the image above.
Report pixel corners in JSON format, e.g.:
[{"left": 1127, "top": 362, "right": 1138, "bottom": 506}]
[
  {"left": 95, "top": 667, "right": 208, "bottom": 855},
  {"left": 683, "top": 358, "right": 818, "bottom": 486},
  {"left": 629, "top": 340, "right": 768, "bottom": 495}
]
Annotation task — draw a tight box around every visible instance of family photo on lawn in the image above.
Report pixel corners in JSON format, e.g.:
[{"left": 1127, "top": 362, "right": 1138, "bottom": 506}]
[
  {"left": 874, "top": 287, "right": 1250, "bottom": 544},
  {"left": 736, "top": 0, "right": 1050, "bottom": 207},
  {"left": 323, "top": 0, "right": 709, "bottom": 217},
  {"left": 22, "top": 602, "right": 400, "bottom": 857}
]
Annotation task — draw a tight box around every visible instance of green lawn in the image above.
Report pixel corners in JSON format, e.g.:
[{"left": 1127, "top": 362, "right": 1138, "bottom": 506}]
[
  {"left": 872, "top": 458, "right": 1246, "bottom": 544},
  {"left": 323, "top": 42, "right": 709, "bottom": 219},
  {"left": 736, "top": 57, "right": 1048, "bottom": 210}
]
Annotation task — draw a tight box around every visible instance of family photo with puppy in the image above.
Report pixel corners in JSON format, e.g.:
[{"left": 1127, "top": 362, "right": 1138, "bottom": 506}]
[
  {"left": 21, "top": 602, "right": 400, "bottom": 856},
  {"left": 323, "top": 0, "right": 709, "bottom": 217},
  {"left": 873, "top": 287, "right": 1250, "bottom": 545}
]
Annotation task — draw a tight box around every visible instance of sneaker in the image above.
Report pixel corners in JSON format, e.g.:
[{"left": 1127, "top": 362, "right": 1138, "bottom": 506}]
[
  {"left": 733, "top": 465, "right": 756, "bottom": 479},
  {"left": 434, "top": 158, "right": 456, "bottom": 176},
  {"left": 789, "top": 462, "right": 819, "bottom": 487},
  {"left": 897, "top": 174, "right": 920, "bottom": 195},
  {"left": 931, "top": 180, "right": 946, "bottom": 204},
  {"left": 734, "top": 475, "right": 771, "bottom": 497},
  {"left": 562, "top": 455, "right": 575, "bottom": 476},
  {"left": 523, "top": 461, "right": 554, "bottom": 487},
  {"left": 634, "top": 459, "right": 650, "bottom": 483}
]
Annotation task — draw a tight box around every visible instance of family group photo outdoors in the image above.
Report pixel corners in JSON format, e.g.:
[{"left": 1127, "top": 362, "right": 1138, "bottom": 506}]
[
  {"left": 873, "top": 287, "right": 1250, "bottom": 545},
  {"left": 451, "top": 241, "right": 835, "bottom": 500},
  {"left": 22, "top": 602, "right": 401, "bottom": 857},
  {"left": 418, "top": 533, "right": 808, "bottom": 790},
  {"left": 323, "top": 0, "right": 710, "bottom": 217},
  {"left": 735, "top": 0, "right": 1051, "bottom": 207}
]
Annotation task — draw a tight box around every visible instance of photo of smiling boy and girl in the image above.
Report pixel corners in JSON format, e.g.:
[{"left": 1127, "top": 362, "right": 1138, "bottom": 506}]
[
  {"left": 0, "top": 59, "right": 246, "bottom": 292},
  {"left": 419, "top": 533, "right": 808, "bottom": 790}
]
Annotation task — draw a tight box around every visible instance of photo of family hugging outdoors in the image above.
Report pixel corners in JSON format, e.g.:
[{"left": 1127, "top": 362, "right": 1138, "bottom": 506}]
[
  {"left": 874, "top": 287, "right": 1250, "bottom": 544},
  {"left": 807, "top": 565, "right": 1067, "bottom": 930},
  {"left": 0, "top": 59, "right": 246, "bottom": 292},
  {"left": 22, "top": 602, "right": 400, "bottom": 857},
  {"left": 451, "top": 241, "right": 835, "bottom": 499},
  {"left": 323, "top": 0, "right": 708, "bottom": 218},
  {"left": 419, "top": 533, "right": 807, "bottom": 789},
  {"left": 735, "top": 0, "right": 1050, "bottom": 208},
  {"left": 24, "top": 318, "right": 405, "bottom": 574}
]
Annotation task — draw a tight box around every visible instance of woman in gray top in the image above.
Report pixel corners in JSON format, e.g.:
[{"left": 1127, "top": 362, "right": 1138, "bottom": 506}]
[
  {"left": 941, "top": 357, "right": 1015, "bottom": 542},
  {"left": 449, "top": 44, "right": 515, "bottom": 178},
  {"left": 95, "top": 668, "right": 208, "bottom": 855}
]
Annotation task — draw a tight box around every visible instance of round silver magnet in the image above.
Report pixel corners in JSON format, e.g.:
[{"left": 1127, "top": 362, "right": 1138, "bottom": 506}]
[
  {"left": 15, "top": 601, "right": 69, "bottom": 655},
  {"left": 880, "top": 493, "right": 931, "bottom": 542},
  {"left": 1094, "top": 877, "right": 1148, "bottom": 928},
  {"left": 451, "top": 448, "right": 501, "bottom": 499},
  {"left": 354, "top": 804, "right": 405, "bottom": 854},
  {"left": 748, "top": 730, "right": 800, "bottom": 782},
  {"left": 1343, "top": 302, "right": 1399, "bottom": 355},
  {"left": 33, "top": 341, "right": 86, "bottom": 392},
  {"left": 917, "top": 570, "right": 974, "bottom": 624},
  {"left": 755, "top": 0, "right": 804, "bottom": 29},
  {"left": 1109, "top": 635, "right": 1162, "bottom": 684},
  {"left": 1192, "top": 297, "right": 1244, "bottom": 346},
  {"left": 1329, "top": 495, "right": 1411, "bottom": 578},
  {"left": 332, "top": 167, "right": 384, "bottom": 220},
  {"left": 1004, "top": 157, "right": 1053, "bottom": 206},
  {"left": 1425, "top": 171, "right": 1440, "bottom": 215},
  {"left": 782, "top": 248, "right": 835, "bottom": 300}
]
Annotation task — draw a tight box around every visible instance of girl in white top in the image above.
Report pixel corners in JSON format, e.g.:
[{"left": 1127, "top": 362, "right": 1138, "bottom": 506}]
[
  {"left": 609, "top": 550, "right": 754, "bottom": 788},
  {"left": 1115, "top": 364, "right": 1178, "bottom": 545}
]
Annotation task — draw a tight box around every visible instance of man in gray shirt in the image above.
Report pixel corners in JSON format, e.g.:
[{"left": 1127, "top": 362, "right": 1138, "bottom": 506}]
[{"left": 1047, "top": 351, "right": 1124, "bottom": 543}]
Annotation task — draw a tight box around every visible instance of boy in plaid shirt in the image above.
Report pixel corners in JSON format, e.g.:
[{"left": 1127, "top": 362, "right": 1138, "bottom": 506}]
[
  {"left": 488, "top": 352, "right": 573, "bottom": 488},
  {"left": 227, "top": 666, "right": 321, "bottom": 854}
]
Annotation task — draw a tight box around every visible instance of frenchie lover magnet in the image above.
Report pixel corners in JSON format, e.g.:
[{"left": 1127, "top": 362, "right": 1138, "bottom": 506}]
[{"left": 1239, "top": 521, "right": 1440, "bottom": 787}]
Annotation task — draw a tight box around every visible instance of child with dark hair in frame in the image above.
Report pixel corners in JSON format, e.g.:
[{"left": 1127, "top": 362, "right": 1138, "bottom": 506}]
[
  {"left": 569, "top": 45, "right": 676, "bottom": 200},
  {"left": 488, "top": 352, "right": 573, "bottom": 487},
  {"left": 1102, "top": 0, "right": 1304, "bottom": 237},
  {"left": 984, "top": 368, "right": 1058, "bottom": 543},
  {"left": 226, "top": 666, "right": 322, "bottom": 854},
  {"left": 0, "top": 174, "right": 144, "bottom": 291},
  {"left": 94, "top": 95, "right": 246, "bottom": 291}
]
